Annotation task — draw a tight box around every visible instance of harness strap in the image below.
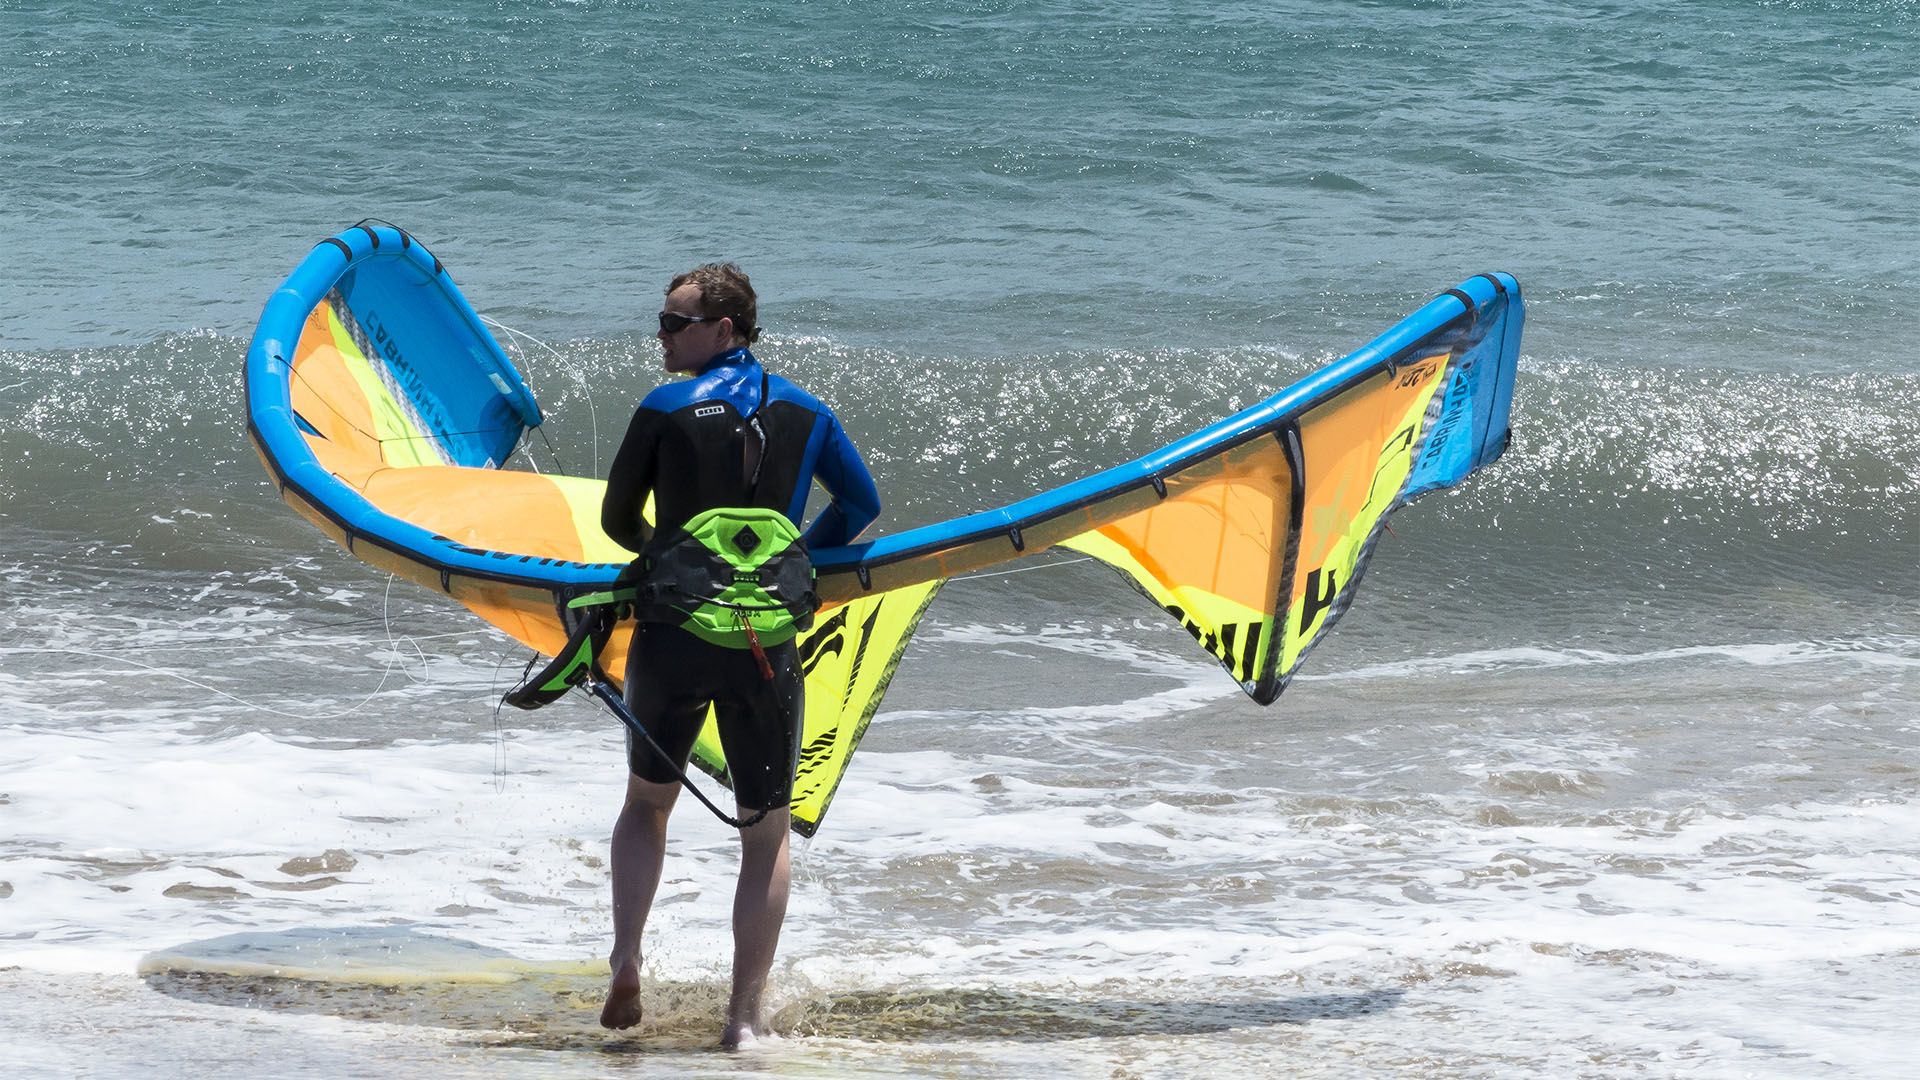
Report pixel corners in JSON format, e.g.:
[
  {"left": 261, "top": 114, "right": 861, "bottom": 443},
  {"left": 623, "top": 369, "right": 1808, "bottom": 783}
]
[{"left": 501, "top": 601, "right": 622, "bottom": 709}]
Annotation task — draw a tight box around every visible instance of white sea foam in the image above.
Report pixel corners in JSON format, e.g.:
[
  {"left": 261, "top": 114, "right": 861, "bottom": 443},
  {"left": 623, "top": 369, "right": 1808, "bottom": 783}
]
[
  {"left": 10, "top": 709, "right": 1914, "bottom": 988},
  {"left": 3, "top": 637, "right": 1915, "bottom": 1079},
  {"left": 1309, "top": 636, "right": 1920, "bottom": 683}
]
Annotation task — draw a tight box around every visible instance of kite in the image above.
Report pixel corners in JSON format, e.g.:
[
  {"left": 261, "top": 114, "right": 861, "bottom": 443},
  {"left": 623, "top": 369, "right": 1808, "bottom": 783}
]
[{"left": 245, "top": 222, "right": 1522, "bottom": 835}]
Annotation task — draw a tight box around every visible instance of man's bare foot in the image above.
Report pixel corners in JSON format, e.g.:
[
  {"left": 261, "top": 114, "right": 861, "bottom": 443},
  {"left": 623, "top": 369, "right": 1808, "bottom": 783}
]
[
  {"left": 719, "top": 1020, "right": 760, "bottom": 1049},
  {"left": 599, "top": 961, "right": 643, "bottom": 1030}
]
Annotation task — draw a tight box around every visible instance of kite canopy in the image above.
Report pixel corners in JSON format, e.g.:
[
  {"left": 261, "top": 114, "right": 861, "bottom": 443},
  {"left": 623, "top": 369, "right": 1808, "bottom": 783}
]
[{"left": 247, "top": 222, "right": 1522, "bottom": 835}]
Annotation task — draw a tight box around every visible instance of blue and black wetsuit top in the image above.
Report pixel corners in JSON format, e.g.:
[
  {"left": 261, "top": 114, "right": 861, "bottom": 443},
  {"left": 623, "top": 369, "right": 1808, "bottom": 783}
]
[{"left": 601, "top": 347, "right": 880, "bottom": 558}]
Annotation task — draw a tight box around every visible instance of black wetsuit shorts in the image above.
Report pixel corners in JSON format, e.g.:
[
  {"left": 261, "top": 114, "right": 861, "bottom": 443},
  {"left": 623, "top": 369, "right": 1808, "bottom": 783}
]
[{"left": 621, "top": 621, "right": 804, "bottom": 812}]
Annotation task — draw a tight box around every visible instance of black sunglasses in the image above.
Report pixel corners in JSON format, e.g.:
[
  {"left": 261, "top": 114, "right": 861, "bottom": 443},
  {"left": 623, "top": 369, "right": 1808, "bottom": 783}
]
[{"left": 658, "top": 311, "right": 721, "bottom": 334}]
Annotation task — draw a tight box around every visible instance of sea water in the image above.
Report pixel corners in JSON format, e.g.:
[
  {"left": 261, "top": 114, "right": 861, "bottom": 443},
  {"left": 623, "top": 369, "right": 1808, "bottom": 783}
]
[{"left": 2, "top": 2, "right": 1917, "bottom": 1077}]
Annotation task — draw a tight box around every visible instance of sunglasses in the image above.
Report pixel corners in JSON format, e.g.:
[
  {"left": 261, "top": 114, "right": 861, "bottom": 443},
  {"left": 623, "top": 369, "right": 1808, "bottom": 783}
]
[{"left": 658, "top": 311, "right": 721, "bottom": 334}]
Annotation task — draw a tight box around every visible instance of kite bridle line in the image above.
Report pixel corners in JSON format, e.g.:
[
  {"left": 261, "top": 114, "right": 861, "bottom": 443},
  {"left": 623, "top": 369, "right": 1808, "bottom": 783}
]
[
  {"left": 580, "top": 678, "right": 776, "bottom": 831},
  {"left": 478, "top": 312, "right": 602, "bottom": 479},
  {"left": 500, "top": 601, "right": 777, "bottom": 831}
]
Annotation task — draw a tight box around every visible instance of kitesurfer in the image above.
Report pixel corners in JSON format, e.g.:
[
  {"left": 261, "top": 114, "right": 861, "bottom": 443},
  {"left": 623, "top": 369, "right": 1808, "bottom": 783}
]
[{"left": 597, "top": 263, "right": 880, "bottom": 1045}]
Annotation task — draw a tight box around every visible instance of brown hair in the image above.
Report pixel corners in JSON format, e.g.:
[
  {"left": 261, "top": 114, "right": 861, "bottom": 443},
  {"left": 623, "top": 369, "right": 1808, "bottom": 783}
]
[{"left": 668, "top": 262, "right": 761, "bottom": 345}]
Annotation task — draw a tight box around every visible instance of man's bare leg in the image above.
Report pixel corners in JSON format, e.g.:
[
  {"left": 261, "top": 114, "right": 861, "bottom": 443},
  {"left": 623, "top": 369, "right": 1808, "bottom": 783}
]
[
  {"left": 720, "top": 805, "right": 791, "bottom": 1047},
  {"left": 601, "top": 773, "right": 680, "bottom": 1030}
]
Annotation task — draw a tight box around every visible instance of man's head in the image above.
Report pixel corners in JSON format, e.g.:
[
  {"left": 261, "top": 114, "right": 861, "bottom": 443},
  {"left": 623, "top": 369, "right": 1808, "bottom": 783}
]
[{"left": 658, "top": 263, "right": 760, "bottom": 374}]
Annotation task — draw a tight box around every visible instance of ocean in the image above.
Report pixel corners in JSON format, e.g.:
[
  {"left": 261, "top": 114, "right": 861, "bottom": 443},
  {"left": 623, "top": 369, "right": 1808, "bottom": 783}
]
[{"left": 3, "top": 1, "right": 1917, "bottom": 1076}]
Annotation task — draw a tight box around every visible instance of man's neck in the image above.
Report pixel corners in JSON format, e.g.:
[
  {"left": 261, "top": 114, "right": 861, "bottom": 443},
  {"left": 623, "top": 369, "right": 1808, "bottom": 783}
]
[{"left": 698, "top": 346, "right": 753, "bottom": 374}]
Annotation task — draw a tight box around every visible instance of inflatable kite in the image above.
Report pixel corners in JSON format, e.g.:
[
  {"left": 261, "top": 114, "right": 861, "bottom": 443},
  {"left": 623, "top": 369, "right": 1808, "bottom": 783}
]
[{"left": 245, "top": 222, "right": 1523, "bottom": 835}]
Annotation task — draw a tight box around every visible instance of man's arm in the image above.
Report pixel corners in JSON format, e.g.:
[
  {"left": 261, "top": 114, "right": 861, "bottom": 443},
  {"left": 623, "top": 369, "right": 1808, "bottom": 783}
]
[
  {"left": 602, "top": 407, "right": 662, "bottom": 553},
  {"left": 801, "top": 415, "right": 880, "bottom": 549}
]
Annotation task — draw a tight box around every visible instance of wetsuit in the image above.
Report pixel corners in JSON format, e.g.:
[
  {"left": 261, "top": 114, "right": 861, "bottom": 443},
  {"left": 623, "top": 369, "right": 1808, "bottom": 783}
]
[{"left": 601, "top": 347, "right": 879, "bottom": 810}]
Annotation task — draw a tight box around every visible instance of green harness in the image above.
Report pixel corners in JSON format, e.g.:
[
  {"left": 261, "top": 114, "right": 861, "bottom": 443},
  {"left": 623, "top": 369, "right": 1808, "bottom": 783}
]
[
  {"left": 504, "top": 505, "right": 817, "bottom": 711},
  {"left": 636, "top": 505, "right": 818, "bottom": 648}
]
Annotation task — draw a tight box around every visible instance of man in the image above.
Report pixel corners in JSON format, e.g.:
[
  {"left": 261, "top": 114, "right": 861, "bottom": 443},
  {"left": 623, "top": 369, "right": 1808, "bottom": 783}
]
[{"left": 597, "top": 263, "right": 880, "bottom": 1046}]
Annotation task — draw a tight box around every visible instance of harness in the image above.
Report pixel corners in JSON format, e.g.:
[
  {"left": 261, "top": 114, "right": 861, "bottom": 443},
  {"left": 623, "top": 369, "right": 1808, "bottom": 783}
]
[{"left": 636, "top": 505, "right": 818, "bottom": 659}]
